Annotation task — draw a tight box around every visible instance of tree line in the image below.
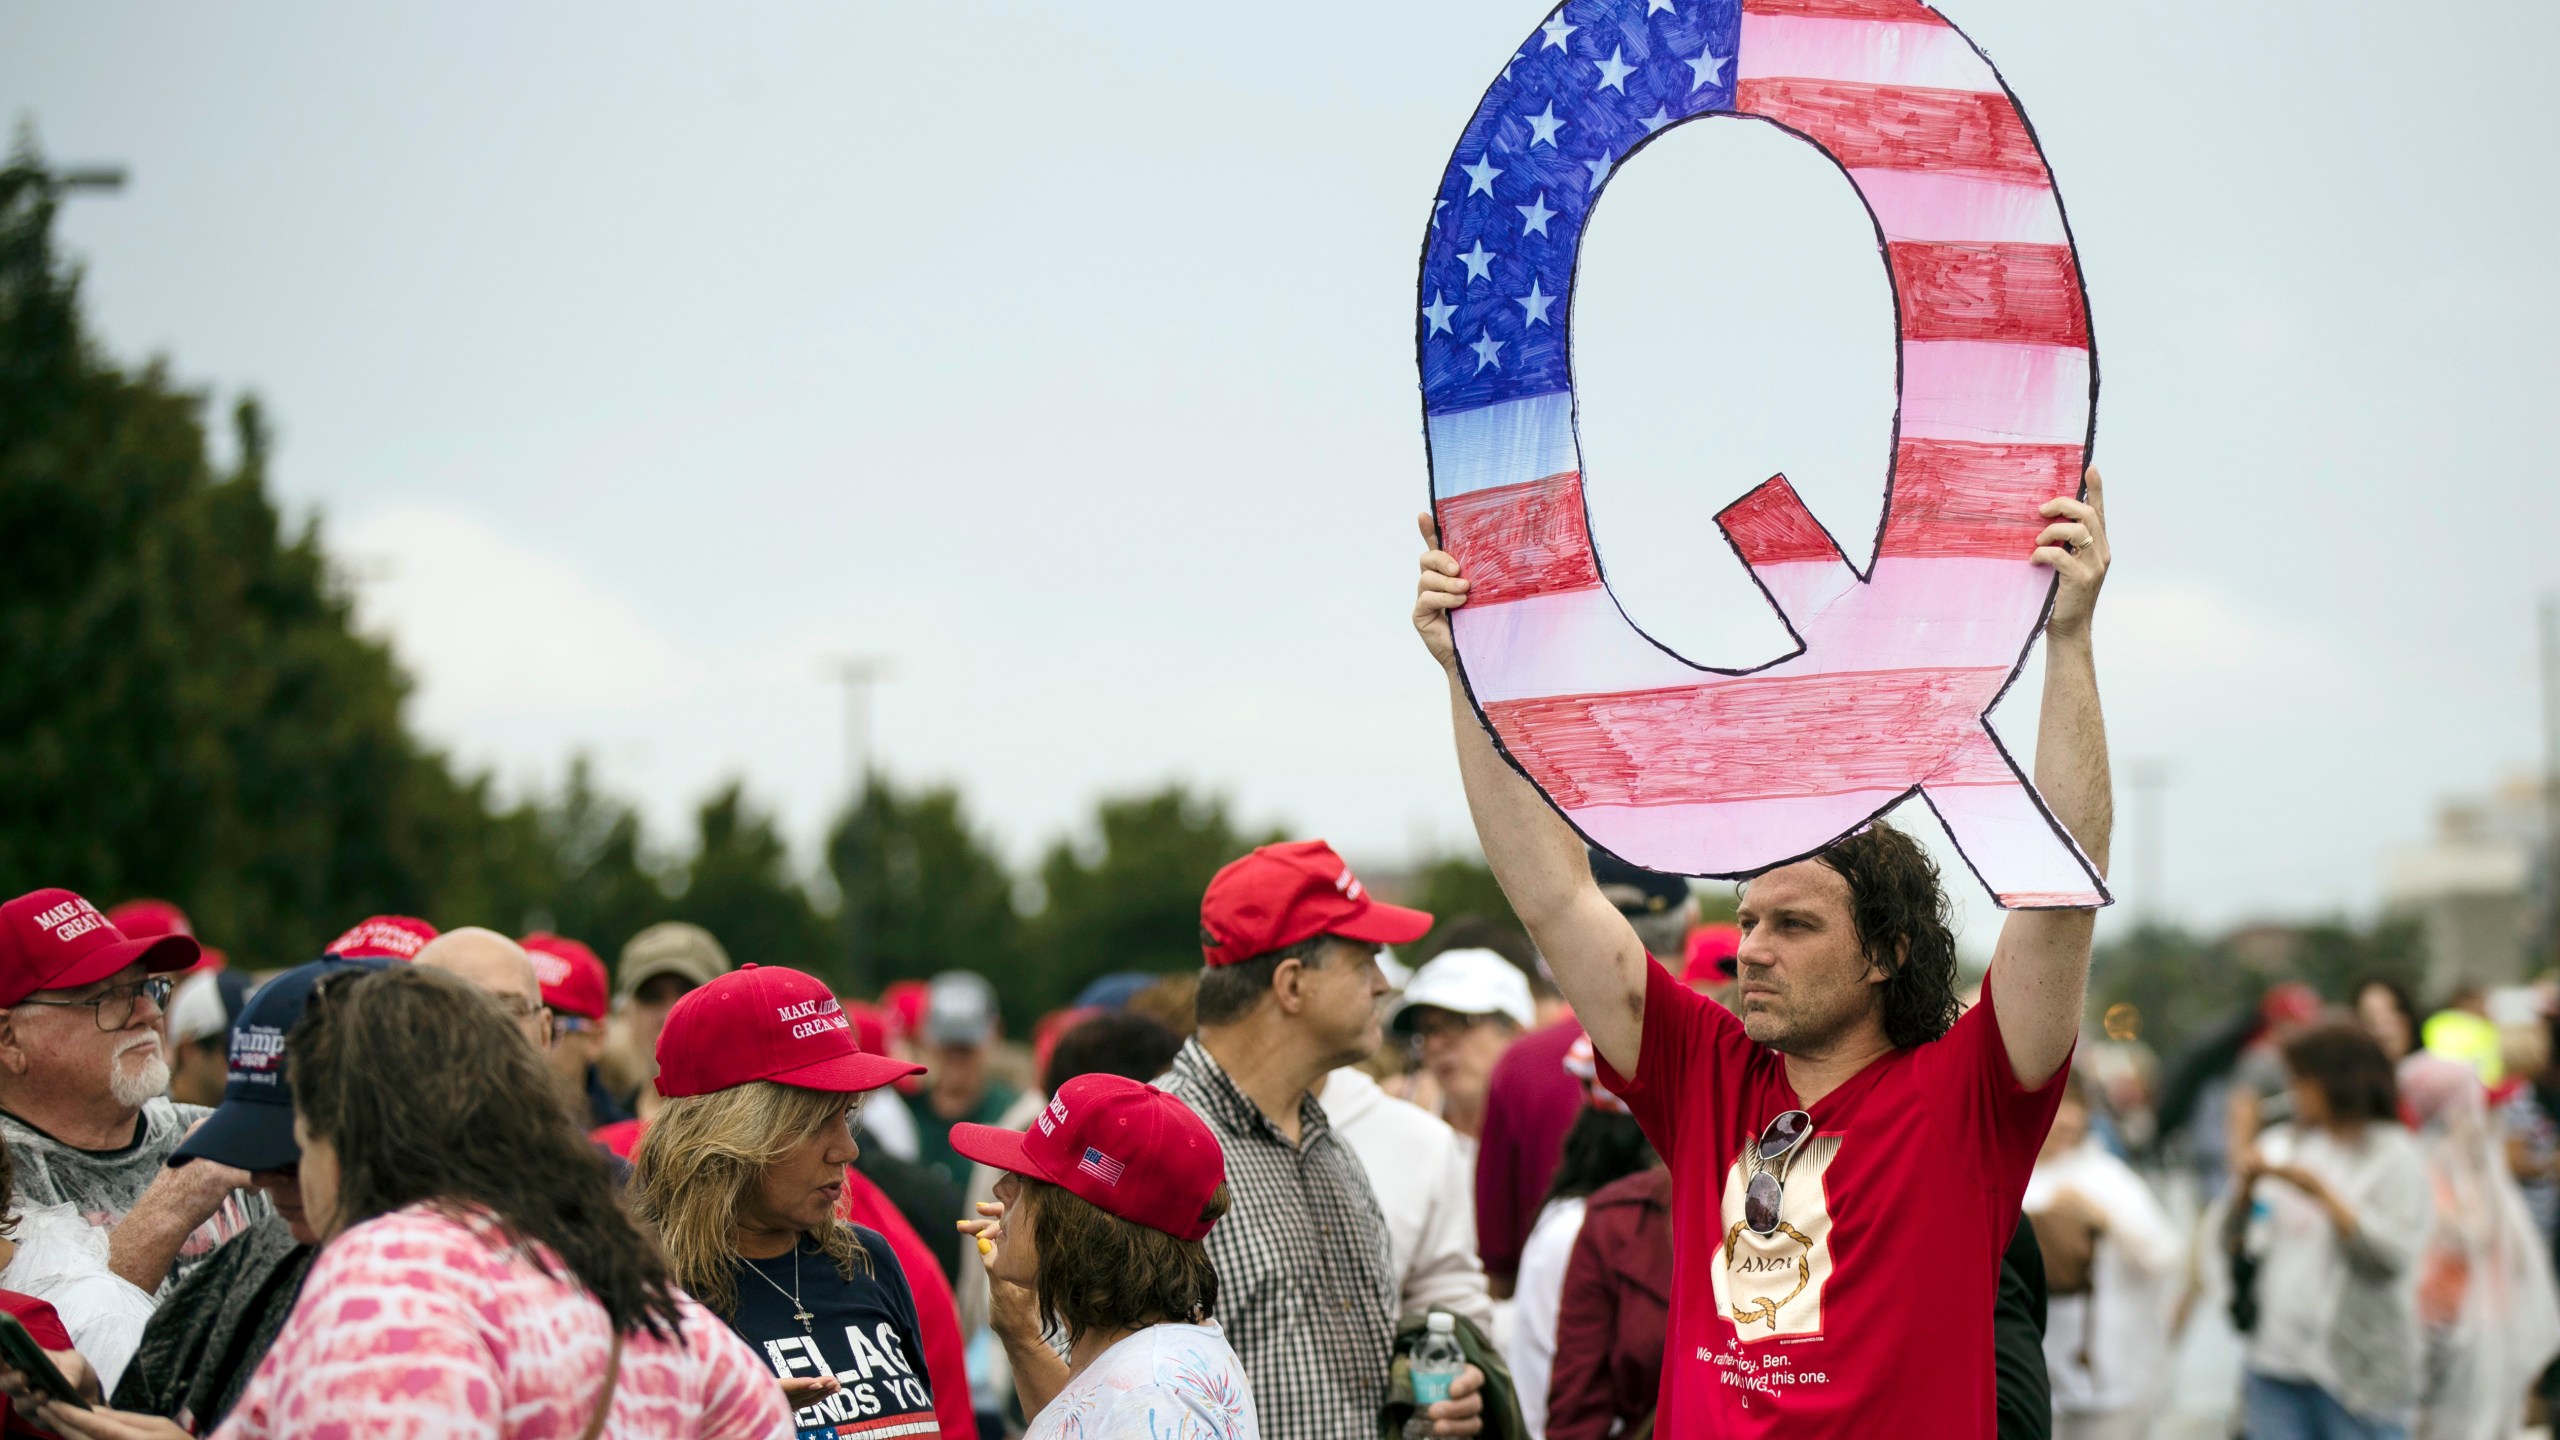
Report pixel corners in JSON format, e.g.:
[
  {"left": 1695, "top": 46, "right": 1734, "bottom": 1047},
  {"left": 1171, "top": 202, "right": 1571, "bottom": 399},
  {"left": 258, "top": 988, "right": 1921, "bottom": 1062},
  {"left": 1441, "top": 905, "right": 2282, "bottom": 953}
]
[{"left": 0, "top": 139, "right": 1515, "bottom": 1024}]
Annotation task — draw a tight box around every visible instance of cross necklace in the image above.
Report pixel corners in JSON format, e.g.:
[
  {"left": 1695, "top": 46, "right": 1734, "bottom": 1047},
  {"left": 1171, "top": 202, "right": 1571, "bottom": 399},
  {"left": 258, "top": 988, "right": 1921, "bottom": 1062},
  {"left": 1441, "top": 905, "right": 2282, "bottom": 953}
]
[{"left": 745, "top": 1242, "right": 815, "bottom": 1333}]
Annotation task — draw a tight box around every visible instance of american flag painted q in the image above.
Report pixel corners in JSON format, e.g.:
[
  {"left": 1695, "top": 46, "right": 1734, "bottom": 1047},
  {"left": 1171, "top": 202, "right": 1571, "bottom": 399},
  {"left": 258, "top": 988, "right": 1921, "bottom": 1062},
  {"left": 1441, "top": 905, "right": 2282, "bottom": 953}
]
[{"left": 1418, "top": 0, "right": 2108, "bottom": 909}]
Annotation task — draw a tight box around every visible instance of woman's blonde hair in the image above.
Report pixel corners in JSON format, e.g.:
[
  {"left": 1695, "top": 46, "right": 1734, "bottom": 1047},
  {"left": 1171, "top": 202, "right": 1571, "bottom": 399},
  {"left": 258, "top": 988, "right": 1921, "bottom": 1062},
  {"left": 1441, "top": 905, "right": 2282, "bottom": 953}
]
[{"left": 628, "top": 1080, "right": 870, "bottom": 1317}]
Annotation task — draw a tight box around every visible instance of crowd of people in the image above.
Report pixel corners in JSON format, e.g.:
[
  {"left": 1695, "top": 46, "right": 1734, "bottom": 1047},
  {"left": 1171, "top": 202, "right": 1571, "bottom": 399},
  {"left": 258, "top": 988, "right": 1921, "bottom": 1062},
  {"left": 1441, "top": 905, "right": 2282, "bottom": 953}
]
[{"left": 0, "top": 474, "right": 2542, "bottom": 1439}]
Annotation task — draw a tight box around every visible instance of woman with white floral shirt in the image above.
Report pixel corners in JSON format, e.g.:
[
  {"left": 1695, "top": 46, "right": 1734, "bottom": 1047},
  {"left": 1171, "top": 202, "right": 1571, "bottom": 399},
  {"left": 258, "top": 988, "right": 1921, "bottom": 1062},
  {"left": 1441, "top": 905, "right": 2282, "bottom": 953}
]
[{"left": 956, "top": 1073, "right": 1256, "bottom": 1440}]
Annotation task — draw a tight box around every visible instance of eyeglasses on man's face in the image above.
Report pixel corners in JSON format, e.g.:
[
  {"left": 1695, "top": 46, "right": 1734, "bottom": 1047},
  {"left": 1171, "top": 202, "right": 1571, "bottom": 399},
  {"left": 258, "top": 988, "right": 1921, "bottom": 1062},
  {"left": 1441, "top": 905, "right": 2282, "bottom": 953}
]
[{"left": 16, "top": 975, "right": 176, "bottom": 1032}]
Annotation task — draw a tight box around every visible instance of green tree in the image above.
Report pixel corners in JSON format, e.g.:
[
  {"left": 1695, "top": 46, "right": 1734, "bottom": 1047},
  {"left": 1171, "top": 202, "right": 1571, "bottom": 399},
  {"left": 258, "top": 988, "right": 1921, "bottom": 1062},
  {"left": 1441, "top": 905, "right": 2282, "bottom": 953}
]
[
  {"left": 1408, "top": 854, "right": 1522, "bottom": 942},
  {"left": 827, "top": 773, "right": 1021, "bottom": 997},
  {"left": 667, "top": 781, "right": 831, "bottom": 979},
  {"left": 0, "top": 141, "right": 541, "bottom": 966},
  {"left": 522, "top": 755, "right": 674, "bottom": 967},
  {"left": 1021, "top": 786, "right": 1281, "bottom": 1019}
]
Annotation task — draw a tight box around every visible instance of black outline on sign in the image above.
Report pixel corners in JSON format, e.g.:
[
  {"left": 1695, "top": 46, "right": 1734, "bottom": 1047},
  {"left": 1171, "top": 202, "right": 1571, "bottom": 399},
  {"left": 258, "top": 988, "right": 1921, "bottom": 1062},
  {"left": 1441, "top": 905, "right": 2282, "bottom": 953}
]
[{"left": 1411, "top": 0, "right": 2111, "bottom": 910}]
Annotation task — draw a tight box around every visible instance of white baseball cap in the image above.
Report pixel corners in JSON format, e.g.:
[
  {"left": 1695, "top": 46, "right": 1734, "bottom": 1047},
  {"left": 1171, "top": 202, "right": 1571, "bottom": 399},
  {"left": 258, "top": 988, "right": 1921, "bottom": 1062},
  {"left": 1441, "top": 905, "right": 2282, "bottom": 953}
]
[
  {"left": 1390, "top": 948, "right": 1535, "bottom": 1033},
  {"left": 166, "top": 968, "right": 251, "bottom": 1048}
]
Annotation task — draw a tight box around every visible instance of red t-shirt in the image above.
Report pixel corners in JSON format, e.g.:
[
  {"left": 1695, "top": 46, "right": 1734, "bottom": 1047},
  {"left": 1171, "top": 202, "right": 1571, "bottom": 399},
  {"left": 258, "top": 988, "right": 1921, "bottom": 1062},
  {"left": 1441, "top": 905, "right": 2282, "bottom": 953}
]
[
  {"left": 1596, "top": 960, "right": 2065, "bottom": 1439},
  {"left": 1475, "top": 1017, "right": 1586, "bottom": 1283}
]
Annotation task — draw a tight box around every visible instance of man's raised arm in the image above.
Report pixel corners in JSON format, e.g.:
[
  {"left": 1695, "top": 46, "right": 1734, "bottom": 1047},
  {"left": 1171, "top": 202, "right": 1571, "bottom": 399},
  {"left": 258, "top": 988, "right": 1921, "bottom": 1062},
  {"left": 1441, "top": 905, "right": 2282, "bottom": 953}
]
[
  {"left": 1986, "top": 469, "right": 2116, "bottom": 1090},
  {"left": 1413, "top": 514, "right": 1651, "bottom": 1076}
]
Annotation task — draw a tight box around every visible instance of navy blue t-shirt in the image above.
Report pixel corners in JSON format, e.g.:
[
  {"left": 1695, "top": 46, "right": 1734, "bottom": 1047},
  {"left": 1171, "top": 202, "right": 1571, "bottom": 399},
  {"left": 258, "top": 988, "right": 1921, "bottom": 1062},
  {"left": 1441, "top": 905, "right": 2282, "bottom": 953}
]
[{"left": 725, "top": 1225, "right": 939, "bottom": 1440}]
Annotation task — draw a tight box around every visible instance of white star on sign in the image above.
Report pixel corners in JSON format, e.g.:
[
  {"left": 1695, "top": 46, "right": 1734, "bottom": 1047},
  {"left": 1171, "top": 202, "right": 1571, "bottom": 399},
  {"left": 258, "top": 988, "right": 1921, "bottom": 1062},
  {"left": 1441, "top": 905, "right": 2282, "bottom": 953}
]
[
  {"left": 1525, "top": 103, "right": 1566, "bottom": 148},
  {"left": 1423, "top": 290, "right": 1457, "bottom": 336},
  {"left": 1647, "top": 0, "right": 1675, "bottom": 13},
  {"left": 1462, "top": 156, "right": 1503, "bottom": 196},
  {"left": 1583, "top": 155, "right": 1612, "bottom": 192},
  {"left": 1458, "top": 241, "right": 1497, "bottom": 282},
  {"left": 1472, "top": 328, "right": 1505, "bottom": 372},
  {"left": 1594, "top": 47, "right": 1635, "bottom": 93},
  {"left": 1641, "top": 105, "right": 1673, "bottom": 133},
  {"left": 1516, "top": 191, "right": 1556, "bottom": 237},
  {"left": 1517, "top": 278, "right": 1556, "bottom": 328},
  {"left": 1431, "top": 199, "right": 1449, "bottom": 231},
  {"left": 1688, "top": 45, "right": 1728, "bottom": 91},
  {"left": 1539, "top": 13, "right": 1577, "bottom": 50}
]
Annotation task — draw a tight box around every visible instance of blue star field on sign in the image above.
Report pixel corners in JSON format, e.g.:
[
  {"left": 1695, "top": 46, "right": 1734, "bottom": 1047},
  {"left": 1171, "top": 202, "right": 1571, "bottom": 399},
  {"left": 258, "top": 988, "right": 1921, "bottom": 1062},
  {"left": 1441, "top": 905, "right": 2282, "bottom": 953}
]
[{"left": 1418, "top": 0, "right": 1742, "bottom": 416}]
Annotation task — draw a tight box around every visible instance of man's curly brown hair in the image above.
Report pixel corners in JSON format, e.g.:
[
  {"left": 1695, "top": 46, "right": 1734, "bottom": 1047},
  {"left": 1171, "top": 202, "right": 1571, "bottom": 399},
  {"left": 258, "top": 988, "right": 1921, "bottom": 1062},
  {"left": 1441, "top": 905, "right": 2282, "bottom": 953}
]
[{"left": 1810, "top": 820, "right": 1960, "bottom": 1049}]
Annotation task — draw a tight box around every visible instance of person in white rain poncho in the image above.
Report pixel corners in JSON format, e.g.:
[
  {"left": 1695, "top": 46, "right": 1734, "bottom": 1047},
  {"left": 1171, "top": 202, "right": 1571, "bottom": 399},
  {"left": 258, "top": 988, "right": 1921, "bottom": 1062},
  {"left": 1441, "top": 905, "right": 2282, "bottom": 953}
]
[
  {"left": 2399, "top": 1053, "right": 2560, "bottom": 1440},
  {"left": 2024, "top": 1069, "right": 2180, "bottom": 1440}
]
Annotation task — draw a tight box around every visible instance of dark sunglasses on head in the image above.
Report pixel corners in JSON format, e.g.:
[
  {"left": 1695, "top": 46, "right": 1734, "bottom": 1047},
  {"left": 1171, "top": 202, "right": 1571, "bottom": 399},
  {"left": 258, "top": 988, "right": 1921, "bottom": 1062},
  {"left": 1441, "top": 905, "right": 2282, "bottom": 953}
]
[{"left": 1743, "top": 1108, "right": 1813, "bottom": 1236}]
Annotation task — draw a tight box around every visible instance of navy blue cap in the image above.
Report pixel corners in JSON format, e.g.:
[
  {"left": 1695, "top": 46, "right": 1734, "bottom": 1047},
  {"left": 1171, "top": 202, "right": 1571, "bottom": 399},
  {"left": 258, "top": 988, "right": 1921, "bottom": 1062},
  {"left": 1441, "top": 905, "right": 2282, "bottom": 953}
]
[
  {"left": 169, "top": 957, "right": 390, "bottom": 1172},
  {"left": 1588, "top": 848, "right": 1692, "bottom": 917},
  {"left": 1071, "top": 972, "right": 1158, "bottom": 1011}
]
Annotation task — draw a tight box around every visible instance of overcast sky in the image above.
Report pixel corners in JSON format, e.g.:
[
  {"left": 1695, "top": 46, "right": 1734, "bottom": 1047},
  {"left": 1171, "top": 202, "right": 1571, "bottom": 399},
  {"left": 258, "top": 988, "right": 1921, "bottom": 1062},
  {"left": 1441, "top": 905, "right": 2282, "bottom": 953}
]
[{"left": 8, "top": 1, "right": 2557, "bottom": 952}]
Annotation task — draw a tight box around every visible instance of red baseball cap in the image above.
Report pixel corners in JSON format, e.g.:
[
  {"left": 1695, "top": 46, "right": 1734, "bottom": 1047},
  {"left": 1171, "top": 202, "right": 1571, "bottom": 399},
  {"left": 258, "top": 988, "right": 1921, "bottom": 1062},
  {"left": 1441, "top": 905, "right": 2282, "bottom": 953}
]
[
  {"left": 523, "top": 933, "right": 610, "bottom": 1022},
  {"left": 655, "top": 965, "right": 925, "bottom": 1099},
  {"left": 0, "top": 889, "right": 200, "bottom": 1007},
  {"left": 105, "top": 900, "right": 191, "bottom": 940},
  {"left": 844, "top": 1000, "right": 892, "bottom": 1059},
  {"left": 880, "top": 979, "right": 928, "bottom": 1043},
  {"left": 1199, "top": 840, "right": 1431, "bottom": 968},
  {"left": 950, "top": 1073, "right": 1226, "bottom": 1241},
  {"left": 1685, "top": 922, "right": 1741, "bottom": 982},
  {"left": 326, "top": 915, "right": 438, "bottom": 962}
]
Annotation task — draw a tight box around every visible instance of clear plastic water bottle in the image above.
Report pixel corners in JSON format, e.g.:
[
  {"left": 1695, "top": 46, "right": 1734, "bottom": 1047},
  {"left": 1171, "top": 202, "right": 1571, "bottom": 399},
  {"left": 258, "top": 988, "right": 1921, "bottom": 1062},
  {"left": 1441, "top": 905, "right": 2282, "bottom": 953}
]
[{"left": 1407, "top": 1310, "right": 1465, "bottom": 1434}]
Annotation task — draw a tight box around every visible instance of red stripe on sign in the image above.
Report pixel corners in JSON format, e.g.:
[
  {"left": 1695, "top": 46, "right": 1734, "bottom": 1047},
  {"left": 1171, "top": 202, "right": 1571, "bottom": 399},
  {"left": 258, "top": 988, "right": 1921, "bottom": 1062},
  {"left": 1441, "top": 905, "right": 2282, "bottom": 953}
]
[
  {"left": 1717, "top": 475, "right": 1843, "bottom": 567},
  {"left": 1889, "top": 243, "right": 2088, "bottom": 347},
  {"left": 1880, "top": 441, "right": 2082, "bottom": 559},
  {"left": 1487, "top": 667, "right": 2010, "bottom": 808},
  {"left": 1742, "top": 0, "right": 1949, "bottom": 21},
  {"left": 1737, "top": 80, "right": 2045, "bottom": 182},
  {"left": 1439, "top": 473, "right": 1602, "bottom": 606}
]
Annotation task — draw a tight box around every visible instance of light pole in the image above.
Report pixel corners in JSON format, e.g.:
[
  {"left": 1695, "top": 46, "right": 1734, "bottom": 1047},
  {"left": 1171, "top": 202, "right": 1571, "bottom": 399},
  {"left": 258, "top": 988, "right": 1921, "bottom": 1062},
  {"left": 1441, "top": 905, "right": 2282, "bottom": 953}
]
[
  {"left": 2129, "top": 759, "right": 2172, "bottom": 928},
  {"left": 822, "top": 655, "right": 891, "bottom": 797},
  {"left": 2538, "top": 597, "right": 2560, "bottom": 969},
  {"left": 42, "top": 165, "right": 128, "bottom": 195}
]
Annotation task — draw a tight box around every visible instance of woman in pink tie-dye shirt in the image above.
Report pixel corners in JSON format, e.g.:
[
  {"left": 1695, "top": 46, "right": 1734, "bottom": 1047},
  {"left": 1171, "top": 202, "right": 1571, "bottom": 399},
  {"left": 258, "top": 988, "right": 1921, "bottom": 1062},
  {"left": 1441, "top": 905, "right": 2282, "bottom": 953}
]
[{"left": 17, "top": 965, "right": 789, "bottom": 1440}]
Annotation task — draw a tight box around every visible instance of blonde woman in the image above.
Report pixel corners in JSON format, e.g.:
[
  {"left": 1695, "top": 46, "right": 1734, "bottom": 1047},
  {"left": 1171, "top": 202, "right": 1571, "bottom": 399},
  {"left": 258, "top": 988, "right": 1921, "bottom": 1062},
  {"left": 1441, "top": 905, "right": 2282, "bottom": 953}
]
[{"left": 628, "top": 964, "right": 973, "bottom": 1440}]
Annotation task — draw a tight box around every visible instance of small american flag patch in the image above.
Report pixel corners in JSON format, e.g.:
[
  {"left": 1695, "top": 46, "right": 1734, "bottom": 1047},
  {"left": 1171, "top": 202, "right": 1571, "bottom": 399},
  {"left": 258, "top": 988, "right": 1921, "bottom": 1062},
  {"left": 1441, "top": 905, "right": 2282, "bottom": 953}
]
[{"left": 1077, "top": 1146, "right": 1126, "bottom": 1185}]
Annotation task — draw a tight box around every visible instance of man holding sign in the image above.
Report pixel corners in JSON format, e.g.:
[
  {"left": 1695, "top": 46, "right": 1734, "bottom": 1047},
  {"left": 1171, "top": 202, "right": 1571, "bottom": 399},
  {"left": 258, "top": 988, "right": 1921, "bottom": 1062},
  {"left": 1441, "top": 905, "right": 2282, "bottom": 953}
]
[{"left": 1411, "top": 476, "right": 2113, "bottom": 1440}]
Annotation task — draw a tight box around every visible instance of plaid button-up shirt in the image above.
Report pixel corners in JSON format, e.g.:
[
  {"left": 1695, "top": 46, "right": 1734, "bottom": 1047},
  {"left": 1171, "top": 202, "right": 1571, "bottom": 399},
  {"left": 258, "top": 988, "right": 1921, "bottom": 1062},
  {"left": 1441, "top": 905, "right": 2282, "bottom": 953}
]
[{"left": 1157, "top": 1038, "right": 1399, "bottom": 1440}]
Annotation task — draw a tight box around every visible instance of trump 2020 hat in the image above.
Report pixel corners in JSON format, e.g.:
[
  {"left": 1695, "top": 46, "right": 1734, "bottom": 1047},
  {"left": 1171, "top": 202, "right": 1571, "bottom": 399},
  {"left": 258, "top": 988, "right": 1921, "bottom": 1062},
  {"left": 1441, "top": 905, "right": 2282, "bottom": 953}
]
[
  {"left": 1198, "top": 840, "right": 1432, "bottom": 968},
  {"left": 522, "top": 932, "right": 609, "bottom": 1023},
  {"left": 949, "top": 1073, "right": 1226, "bottom": 1241},
  {"left": 653, "top": 965, "right": 924, "bottom": 1099},
  {"left": 0, "top": 890, "right": 201, "bottom": 1008},
  {"left": 171, "top": 957, "right": 391, "bottom": 1172}
]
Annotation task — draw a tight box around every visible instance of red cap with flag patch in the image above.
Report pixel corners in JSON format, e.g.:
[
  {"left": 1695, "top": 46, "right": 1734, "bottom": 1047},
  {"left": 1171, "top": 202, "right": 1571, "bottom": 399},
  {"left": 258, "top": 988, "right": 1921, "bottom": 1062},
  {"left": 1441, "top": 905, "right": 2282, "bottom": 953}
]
[
  {"left": 654, "top": 965, "right": 923, "bottom": 1099},
  {"left": 1198, "top": 839, "right": 1432, "bottom": 968},
  {"left": 325, "top": 916, "right": 438, "bottom": 963},
  {"left": 0, "top": 889, "right": 200, "bottom": 1007},
  {"left": 950, "top": 1072, "right": 1226, "bottom": 1241},
  {"left": 522, "top": 932, "right": 609, "bottom": 1022}
]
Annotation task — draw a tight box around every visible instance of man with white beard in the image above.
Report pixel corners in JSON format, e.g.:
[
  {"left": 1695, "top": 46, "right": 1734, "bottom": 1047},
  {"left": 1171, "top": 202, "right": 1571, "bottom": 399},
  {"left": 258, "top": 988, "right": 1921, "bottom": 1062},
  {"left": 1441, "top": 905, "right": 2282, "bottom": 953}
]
[{"left": 0, "top": 889, "right": 261, "bottom": 1293}]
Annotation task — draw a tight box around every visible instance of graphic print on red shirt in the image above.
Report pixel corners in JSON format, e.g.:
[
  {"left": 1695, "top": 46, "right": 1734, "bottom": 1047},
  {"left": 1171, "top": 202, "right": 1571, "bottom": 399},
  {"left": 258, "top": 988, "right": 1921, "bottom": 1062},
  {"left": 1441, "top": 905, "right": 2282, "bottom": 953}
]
[{"left": 1597, "top": 959, "right": 2066, "bottom": 1439}]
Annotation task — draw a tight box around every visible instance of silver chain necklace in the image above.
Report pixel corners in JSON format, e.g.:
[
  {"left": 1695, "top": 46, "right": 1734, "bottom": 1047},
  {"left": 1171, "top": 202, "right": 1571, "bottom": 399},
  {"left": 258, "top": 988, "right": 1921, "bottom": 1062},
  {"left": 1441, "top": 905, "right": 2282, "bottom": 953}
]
[{"left": 744, "top": 1242, "right": 815, "bottom": 1333}]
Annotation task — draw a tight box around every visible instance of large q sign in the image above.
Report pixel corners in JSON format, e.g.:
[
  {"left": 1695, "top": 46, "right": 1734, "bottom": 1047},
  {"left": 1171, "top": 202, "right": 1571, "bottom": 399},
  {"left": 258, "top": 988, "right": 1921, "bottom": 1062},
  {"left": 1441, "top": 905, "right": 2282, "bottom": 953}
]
[{"left": 1420, "top": 0, "right": 2107, "bottom": 908}]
